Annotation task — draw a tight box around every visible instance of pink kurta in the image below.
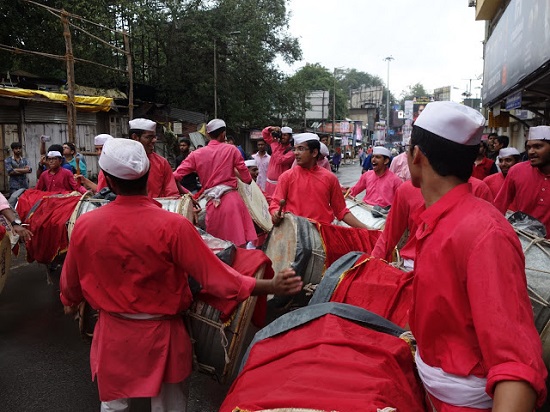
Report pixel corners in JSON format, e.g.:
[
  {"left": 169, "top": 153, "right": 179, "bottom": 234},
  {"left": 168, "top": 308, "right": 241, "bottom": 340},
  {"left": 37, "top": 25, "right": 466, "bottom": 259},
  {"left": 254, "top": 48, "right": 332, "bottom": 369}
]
[
  {"left": 252, "top": 152, "right": 270, "bottom": 191},
  {"left": 389, "top": 152, "right": 411, "bottom": 182},
  {"left": 494, "top": 161, "right": 550, "bottom": 237},
  {"left": 174, "top": 140, "right": 257, "bottom": 245},
  {"left": 291, "top": 157, "right": 331, "bottom": 171},
  {"left": 0, "top": 192, "right": 10, "bottom": 212},
  {"left": 410, "top": 184, "right": 547, "bottom": 410},
  {"left": 36, "top": 167, "right": 86, "bottom": 194},
  {"left": 349, "top": 169, "right": 402, "bottom": 207},
  {"left": 269, "top": 165, "right": 349, "bottom": 225},
  {"left": 262, "top": 127, "right": 295, "bottom": 195},
  {"left": 60, "top": 195, "right": 256, "bottom": 401}
]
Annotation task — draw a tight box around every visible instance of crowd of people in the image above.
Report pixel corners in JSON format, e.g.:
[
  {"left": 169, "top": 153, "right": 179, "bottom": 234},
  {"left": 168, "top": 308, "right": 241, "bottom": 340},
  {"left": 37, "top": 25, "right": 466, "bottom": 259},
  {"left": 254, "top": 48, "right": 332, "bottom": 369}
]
[{"left": 1, "top": 104, "right": 549, "bottom": 410}]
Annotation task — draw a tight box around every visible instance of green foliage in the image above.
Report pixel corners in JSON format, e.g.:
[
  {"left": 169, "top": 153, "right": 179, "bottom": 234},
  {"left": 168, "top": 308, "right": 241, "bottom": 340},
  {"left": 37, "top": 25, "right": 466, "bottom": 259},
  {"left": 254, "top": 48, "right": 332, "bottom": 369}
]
[{"left": 399, "top": 82, "right": 431, "bottom": 106}]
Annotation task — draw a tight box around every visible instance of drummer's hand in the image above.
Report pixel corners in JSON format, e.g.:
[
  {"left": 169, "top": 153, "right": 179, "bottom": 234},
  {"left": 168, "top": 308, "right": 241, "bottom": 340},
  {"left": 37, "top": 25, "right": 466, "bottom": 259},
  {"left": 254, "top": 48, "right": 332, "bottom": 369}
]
[
  {"left": 13, "top": 225, "right": 33, "bottom": 242},
  {"left": 271, "top": 268, "right": 303, "bottom": 295},
  {"left": 272, "top": 210, "right": 284, "bottom": 226}
]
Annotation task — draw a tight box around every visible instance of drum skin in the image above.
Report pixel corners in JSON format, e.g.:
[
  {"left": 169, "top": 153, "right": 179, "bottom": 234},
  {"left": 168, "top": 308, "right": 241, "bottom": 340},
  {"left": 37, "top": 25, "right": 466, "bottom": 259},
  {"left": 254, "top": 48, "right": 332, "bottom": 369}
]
[
  {"left": 237, "top": 179, "right": 273, "bottom": 233},
  {"left": 339, "top": 198, "right": 386, "bottom": 230}
]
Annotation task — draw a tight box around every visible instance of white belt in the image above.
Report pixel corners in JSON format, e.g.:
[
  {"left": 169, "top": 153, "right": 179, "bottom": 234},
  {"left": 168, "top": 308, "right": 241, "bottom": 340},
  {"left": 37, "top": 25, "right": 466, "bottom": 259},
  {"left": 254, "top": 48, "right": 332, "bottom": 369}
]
[
  {"left": 266, "top": 178, "right": 278, "bottom": 185},
  {"left": 415, "top": 350, "right": 493, "bottom": 409},
  {"left": 403, "top": 259, "right": 414, "bottom": 271}
]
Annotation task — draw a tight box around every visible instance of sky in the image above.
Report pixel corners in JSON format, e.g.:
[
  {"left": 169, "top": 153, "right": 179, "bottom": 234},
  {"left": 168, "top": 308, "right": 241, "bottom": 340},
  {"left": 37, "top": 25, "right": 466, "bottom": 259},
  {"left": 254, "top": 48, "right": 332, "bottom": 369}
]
[{"left": 278, "top": 0, "right": 486, "bottom": 100}]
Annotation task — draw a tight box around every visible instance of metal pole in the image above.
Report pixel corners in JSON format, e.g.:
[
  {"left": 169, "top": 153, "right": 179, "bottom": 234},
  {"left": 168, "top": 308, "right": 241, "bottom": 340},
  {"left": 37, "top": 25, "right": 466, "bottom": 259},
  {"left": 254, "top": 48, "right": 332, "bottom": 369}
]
[
  {"left": 333, "top": 68, "right": 336, "bottom": 144},
  {"left": 213, "top": 39, "right": 217, "bottom": 118},
  {"left": 384, "top": 56, "right": 394, "bottom": 139}
]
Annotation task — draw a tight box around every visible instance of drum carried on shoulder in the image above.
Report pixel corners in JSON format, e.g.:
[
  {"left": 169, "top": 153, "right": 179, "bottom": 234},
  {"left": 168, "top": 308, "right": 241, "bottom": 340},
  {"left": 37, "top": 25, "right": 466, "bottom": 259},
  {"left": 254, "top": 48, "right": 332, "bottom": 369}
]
[
  {"left": 237, "top": 179, "right": 273, "bottom": 234},
  {"left": 338, "top": 196, "right": 386, "bottom": 230}
]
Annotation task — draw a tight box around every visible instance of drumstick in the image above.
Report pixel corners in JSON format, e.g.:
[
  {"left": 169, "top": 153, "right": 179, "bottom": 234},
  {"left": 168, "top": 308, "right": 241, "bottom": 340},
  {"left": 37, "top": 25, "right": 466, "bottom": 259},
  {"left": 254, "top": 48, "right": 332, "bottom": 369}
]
[
  {"left": 75, "top": 156, "right": 81, "bottom": 175},
  {"left": 277, "top": 199, "right": 286, "bottom": 217},
  {"left": 344, "top": 188, "right": 351, "bottom": 198}
]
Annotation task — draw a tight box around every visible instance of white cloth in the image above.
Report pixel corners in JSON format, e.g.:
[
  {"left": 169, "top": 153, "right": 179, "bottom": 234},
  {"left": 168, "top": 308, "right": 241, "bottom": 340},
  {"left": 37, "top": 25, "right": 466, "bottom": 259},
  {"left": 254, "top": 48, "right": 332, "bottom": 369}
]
[
  {"left": 415, "top": 350, "right": 493, "bottom": 409},
  {"left": 320, "top": 142, "right": 329, "bottom": 157},
  {"left": 415, "top": 101, "right": 485, "bottom": 146},
  {"left": 47, "top": 151, "right": 62, "bottom": 158},
  {"left": 373, "top": 146, "right": 391, "bottom": 157},
  {"left": 129, "top": 118, "right": 156, "bottom": 132},
  {"left": 204, "top": 184, "right": 234, "bottom": 207},
  {"left": 529, "top": 125, "right": 550, "bottom": 141},
  {"left": 403, "top": 258, "right": 414, "bottom": 271},
  {"left": 294, "top": 133, "right": 319, "bottom": 145},
  {"left": 206, "top": 118, "right": 226, "bottom": 133},
  {"left": 99, "top": 139, "right": 150, "bottom": 179},
  {"left": 244, "top": 159, "right": 257, "bottom": 168},
  {"left": 100, "top": 380, "right": 189, "bottom": 412},
  {"left": 95, "top": 134, "right": 114, "bottom": 146},
  {"left": 281, "top": 126, "right": 292, "bottom": 134}
]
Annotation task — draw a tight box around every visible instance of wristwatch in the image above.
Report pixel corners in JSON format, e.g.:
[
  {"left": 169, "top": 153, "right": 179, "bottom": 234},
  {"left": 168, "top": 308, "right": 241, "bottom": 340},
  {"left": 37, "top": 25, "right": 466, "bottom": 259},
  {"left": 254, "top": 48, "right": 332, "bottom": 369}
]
[{"left": 11, "top": 219, "right": 22, "bottom": 226}]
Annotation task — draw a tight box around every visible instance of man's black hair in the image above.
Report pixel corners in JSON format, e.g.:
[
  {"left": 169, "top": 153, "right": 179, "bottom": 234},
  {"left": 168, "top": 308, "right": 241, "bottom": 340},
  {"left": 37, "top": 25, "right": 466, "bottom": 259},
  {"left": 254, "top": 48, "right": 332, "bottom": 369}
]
[
  {"left": 306, "top": 140, "right": 321, "bottom": 159},
  {"left": 63, "top": 142, "right": 76, "bottom": 153},
  {"left": 410, "top": 125, "right": 477, "bottom": 183},
  {"left": 10, "top": 141, "right": 22, "bottom": 150},
  {"left": 488, "top": 132, "right": 498, "bottom": 138},
  {"left": 179, "top": 138, "right": 191, "bottom": 145},
  {"left": 48, "top": 144, "right": 64, "bottom": 153},
  {"left": 103, "top": 170, "right": 150, "bottom": 195},
  {"left": 209, "top": 127, "right": 226, "bottom": 139},
  {"left": 496, "top": 135, "right": 509, "bottom": 148},
  {"left": 129, "top": 129, "right": 146, "bottom": 138}
]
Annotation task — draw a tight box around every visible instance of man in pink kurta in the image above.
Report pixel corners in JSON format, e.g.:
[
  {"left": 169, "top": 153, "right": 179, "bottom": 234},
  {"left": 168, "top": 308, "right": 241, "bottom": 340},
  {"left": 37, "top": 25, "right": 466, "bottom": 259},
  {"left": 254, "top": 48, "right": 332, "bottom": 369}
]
[
  {"left": 60, "top": 138, "right": 302, "bottom": 411},
  {"left": 36, "top": 151, "right": 86, "bottom": 194},
  {"left": 349, "top": 147, "right": 402, "bottom": 207},
  {"left": 270, "top": 133, "right": 367, "bottom": 229},
  {"left": 494, "top": 126, "right": 550, "bottom": 238},
  {"left": 262, "top": 126, "right": 295, "bottom": 195},
  {"left": 407, "top": 101, "right": 546, "bottom": 411},
  {"left": 174, "top": 119, "right": 257, "bottom": 246},
  {"left": 389, "top": 151, "right": 411, "bottom": 182},
  {"left": 251, "top": 139, "right": 270, "bottom": 191},
  {"left": 483, "top": 147, "right": 521, "bottom": 207}
]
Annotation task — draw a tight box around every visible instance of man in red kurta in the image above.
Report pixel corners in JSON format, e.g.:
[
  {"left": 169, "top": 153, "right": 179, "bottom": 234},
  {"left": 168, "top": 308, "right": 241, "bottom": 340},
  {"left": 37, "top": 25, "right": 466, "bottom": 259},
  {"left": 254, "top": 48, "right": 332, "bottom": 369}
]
[
  {"left": 494, "top": 125, "right": 550, "bottom": 238},
  {"left": 77, "top": 134, "right": 113, "bottom": 193},
  {"left": 483, "top": 147, "right": 521, "bottom": 204},
  {"left": 35, "top": 150, "right": 86, "bottom": 194},
  {"left": 60, "top": 138, "right": 302, "bottom": 411},
  {"left": 173, "top": 119, "right": 257, "bottom": 246},
  {"left": 472, "top": 140, "right": 498, "bottom": 180},
  {"left": 270, "top": 133, "right": 367, "bottom": 229},
  {"left": 348, "top": 146, "right": 402, "bottom": 207},
  {"left": 407, "top": 101, "right": 546, "bottom": 411},
  {"left": 262, "top": 126, "right": 295, "bottom": 195}
]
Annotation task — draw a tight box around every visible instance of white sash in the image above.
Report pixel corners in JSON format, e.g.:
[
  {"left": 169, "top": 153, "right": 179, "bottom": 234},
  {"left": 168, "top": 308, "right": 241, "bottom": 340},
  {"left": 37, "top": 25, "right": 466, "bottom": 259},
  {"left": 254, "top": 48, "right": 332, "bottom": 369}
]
[{"left": 415, "top": 350, "right": 493, "bottom": 409}]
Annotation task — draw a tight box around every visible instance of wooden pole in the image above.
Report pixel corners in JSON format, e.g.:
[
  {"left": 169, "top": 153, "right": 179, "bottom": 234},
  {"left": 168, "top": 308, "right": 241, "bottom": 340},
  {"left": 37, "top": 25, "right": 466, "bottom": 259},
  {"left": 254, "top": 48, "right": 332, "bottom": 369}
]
[
  {"left": 61, "top": 10, "right": 77, "bottom": 144},
  {"left": 123, "top": 31, "right": 134, "bottom": 120}
]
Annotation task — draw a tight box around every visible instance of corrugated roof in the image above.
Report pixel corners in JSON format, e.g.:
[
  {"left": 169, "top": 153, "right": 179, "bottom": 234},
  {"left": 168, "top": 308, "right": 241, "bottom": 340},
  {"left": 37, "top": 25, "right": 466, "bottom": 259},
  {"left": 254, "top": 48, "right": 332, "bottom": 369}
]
[{"left": 169, "top": 107, "right": 206, "bottom": 124}]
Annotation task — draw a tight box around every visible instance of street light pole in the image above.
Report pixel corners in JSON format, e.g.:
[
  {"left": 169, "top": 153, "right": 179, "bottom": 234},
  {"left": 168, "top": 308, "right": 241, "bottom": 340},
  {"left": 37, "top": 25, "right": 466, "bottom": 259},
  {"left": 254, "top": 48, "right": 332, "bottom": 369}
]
[
  {"left": 333, "top": 68, "right": 336, "bottom": 144},
  {"left": 384, "top": 56, "right": 394, "bottom": 140}
]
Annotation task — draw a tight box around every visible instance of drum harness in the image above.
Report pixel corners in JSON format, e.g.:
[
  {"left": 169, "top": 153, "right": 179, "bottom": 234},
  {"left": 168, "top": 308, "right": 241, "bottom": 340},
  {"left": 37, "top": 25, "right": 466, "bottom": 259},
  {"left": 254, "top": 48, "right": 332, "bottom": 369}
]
[{"left": 518, "top": 228, "right": 550, "bottom": 309}]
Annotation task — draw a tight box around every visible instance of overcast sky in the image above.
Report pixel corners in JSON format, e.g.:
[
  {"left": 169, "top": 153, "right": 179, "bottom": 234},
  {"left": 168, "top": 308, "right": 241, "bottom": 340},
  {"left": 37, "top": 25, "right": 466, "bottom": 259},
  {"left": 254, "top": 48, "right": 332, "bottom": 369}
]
[{"left": 278, "top": 0, "right": 486, "bottom": 100}]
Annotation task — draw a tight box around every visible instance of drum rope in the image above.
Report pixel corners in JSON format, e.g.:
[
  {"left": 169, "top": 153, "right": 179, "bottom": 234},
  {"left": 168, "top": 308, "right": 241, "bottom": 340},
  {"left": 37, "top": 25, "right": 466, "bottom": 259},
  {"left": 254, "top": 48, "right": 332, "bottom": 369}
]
[
  {"left": 527, "top": 285, "right": 550, "bottom": 308},
  {"left": 187, "top": 312, "right": 231, "bottom": 365}
]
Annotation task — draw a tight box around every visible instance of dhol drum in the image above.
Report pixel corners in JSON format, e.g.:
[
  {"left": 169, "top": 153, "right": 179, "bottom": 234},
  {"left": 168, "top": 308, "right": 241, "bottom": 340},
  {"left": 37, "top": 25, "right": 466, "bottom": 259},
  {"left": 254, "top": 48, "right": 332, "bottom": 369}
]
[
  {"left": 514, "top": 228, "right": 550, "bottom": 369},
  {"left": 237, "top": 179, "right": 273, "bottom": 233},
  {"left": 187, "top": 263, "right": 266, "bottom": 383},
  {"left": 220, "top": 302, "right": 426, "bottom": 412},
  {"left": 263, "top": 213, "right": 326, "bottom": 308},
  {"left": 337, "top": 197, "right": 386, "bottom": 230},
  {"left": 67, "top": 194, "right": 197, "bottom": 240}
]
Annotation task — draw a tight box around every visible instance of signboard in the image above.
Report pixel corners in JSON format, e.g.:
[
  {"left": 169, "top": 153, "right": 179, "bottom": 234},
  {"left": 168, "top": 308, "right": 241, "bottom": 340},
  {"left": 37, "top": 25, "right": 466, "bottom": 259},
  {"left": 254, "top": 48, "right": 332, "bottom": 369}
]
[
  {"left": 306, "top": 90, "right": 330, "bottom": 120},
  {"left": 404, "top": 100, "right": 414, "bottom": 120},
  {"left": 505, "top": 91, "right": 522, "bottom": 110},
  {"left": 173, "top": 122, "right": 183, "bottom": 135},
  {"left": 412, "top": 97, "right": 431, "bottom": 122},
  {"left": 350, "top": 86, "right": 384, "bottom": 109},
  {"left": 434, "top": 86, "right": 451, "bottom": 101},
  {"left": 353, "top": 121, "right": 363, "bottom": 142},
  {"left": 249, "top": 130, "right": 263, "bottom": 140},
  {"left": 482, "top": 0, "right": 550, "bottom": 105}
]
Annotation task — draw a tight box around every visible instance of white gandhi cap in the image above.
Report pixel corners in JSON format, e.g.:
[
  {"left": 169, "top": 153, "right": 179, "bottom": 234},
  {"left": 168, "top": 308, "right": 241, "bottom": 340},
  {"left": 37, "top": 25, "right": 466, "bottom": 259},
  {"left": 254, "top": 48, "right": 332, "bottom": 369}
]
[
  {"left": 129, "top": 118, "right": 156, "bottom": 132},
  {"left": 320, "top": 142, "right": 329, "bottom": 157},
  {"left": 414, "top": 101, "right": 485, "bottom": 145},
  {"left": 293, "top": 133, "right": 319, "bottom": 145},
  {"left": 373, "top": 146, "right": 391, "bottom": 157},
  {"left": 47, "top": 151, "right": 62, "bottom": 158},
  {"left": 281, "top": 126, "right": 293, "bottom": 134},
  {"left": 99, "top": 138, "right": 150, "bottom": 180},
  {"left": 206, "top": 119, "right": 226, "bottom": 133},
  {"left": 499, "top": 147, "right": 521, "bottom": 157},
  {"left": 244, "top": 159, "right": 257, "bottom": 168},
  {"left": 94, "top": 134, "right": 114, "bottom": 146},
  {"left": 528, "top": 126, "right": 550, "bottom": 141}
]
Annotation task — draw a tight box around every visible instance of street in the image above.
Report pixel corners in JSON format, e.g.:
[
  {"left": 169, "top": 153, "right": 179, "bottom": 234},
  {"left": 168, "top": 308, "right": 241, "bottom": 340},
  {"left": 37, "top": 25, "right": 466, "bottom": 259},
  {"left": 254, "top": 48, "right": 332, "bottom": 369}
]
[{"left": 0, "top": 162, "right": 363, "bottom": 412}]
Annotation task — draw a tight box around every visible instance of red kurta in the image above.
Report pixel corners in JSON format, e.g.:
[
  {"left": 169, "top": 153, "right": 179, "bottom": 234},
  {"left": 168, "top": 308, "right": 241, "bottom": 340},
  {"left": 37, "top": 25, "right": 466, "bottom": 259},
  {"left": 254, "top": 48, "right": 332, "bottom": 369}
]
[
  {"left": 59, "top": 195, "right": 256, "bottom": 401},
  {"left": 410, "top": 184, "right": 547, "bottom": 410},
  {"left": 173, "top": 140, "right": 257, "bottom": 245},
  {"left": 96, "top": 153, "right": 178, "bottom": 198},
  {"left": 373, "top": 178, "right": 500, "bottom": 264},
  {"left": 349, "top": 169, "right": 402, "bottom": 207},
  {"left": 262, "top": 127, "right": 295, "bottom": 195},
  {"left": 36, "top": 167, "right": 86, "bottom": 194},
  {"left": 471, "top": 157, "right": 495, "bottom": 180},
  {"left": 269, "top": 165, "right": 350, "bottom": 225},
  {"left": 494, "top": 161, "right": 550, "bottom": 237}
]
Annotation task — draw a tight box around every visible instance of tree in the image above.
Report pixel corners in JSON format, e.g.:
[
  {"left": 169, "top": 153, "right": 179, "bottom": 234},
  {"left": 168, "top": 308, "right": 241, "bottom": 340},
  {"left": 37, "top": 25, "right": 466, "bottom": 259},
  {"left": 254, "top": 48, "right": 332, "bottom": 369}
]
[{"left": 399, "top": 82, "right": 431, "bottom": 107}]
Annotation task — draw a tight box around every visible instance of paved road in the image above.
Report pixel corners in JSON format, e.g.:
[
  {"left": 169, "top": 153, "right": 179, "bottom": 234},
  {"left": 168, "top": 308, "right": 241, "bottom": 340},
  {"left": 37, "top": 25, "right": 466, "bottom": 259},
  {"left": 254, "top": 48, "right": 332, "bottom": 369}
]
[{"left": 0, "top": 162, "right": 363, "bottom": 412}]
